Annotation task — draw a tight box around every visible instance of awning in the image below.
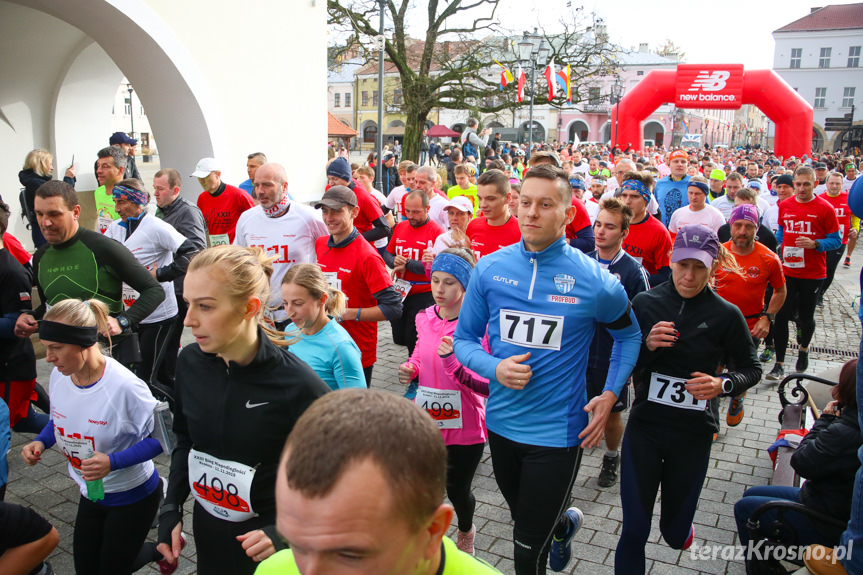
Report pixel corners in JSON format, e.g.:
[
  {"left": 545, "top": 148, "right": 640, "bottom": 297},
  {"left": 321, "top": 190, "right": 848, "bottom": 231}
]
[
  {"left": 327, "top": 112, "right": 358, "bottom": 137},
  {"left": 384, "top": 125, "right": 405, "bottom": 136}
]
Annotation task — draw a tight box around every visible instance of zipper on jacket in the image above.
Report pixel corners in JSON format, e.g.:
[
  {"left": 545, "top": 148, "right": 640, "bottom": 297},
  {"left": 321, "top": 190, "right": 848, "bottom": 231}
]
[{"left": 528, "top": 257, "right": 538, "bottom": 300}]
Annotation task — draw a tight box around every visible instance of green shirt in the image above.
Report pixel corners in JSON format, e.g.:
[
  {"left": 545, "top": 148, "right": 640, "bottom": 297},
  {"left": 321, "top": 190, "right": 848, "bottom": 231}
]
[
  {"left": 255, "top": 536, "right": 502, "bottom": 574},
  {"left": 94, "top": 185, "right": 120, "bottom": 233}
]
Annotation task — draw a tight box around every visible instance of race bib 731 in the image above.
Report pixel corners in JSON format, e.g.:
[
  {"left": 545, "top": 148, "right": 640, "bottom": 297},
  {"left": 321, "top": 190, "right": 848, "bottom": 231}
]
[{"left": 647, "top": 372, "right": 706, "bottom": 411}]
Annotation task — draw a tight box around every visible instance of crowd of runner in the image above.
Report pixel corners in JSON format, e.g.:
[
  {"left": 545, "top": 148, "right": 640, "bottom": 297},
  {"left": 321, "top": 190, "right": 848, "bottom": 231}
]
[{"left": 1, "top": 124, "right": 863, "bottom": 575}]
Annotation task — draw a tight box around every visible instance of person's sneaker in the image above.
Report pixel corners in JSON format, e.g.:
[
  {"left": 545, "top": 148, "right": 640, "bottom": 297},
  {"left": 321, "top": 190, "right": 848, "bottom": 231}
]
[
  {"left": 597, "top": 453, "right": 620, "bottom": 488},
  {"left": 844, "top": 256, "right": 852, "bottom": 268},
  {"left": 816, "top": 296, "right": 824, "bottom": 308},
  {"left": 726, "top": 393, "right": 746, "bottom": 427},
  {"left": 403, "top": 380, "right": 419, "bottom": 401},
  {"left": 765, "top": 363, "right": 784, "bottom": 381},
  {"left": 796, "top": 350, "right": 809, "bottom": 373},
  {"left": 804, "top": 544, "right": 850, "bottom": 574},
  {"left": 759, "top": 347, "right": 775, "bottom": 363},
  {"left": 156, "top": 533, "right": 187, "bottom": 575},
  {"left": 548, "top": 507, "right": 584, "bottom": 572},
  {"left": 712, "top": 432, "right": 719, "bottom": 443},
  {"left": 456, "top": 524, "right": 476, "bottom": 556},
  {"left": 682, "top": 525, "right": 695, "bottom": 550}
]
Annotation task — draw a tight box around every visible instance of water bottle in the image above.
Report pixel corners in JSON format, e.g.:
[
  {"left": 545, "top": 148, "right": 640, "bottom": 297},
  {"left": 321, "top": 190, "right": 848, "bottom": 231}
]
[{"left": 84, "top": 454, "right": 105, "bottom": 502}]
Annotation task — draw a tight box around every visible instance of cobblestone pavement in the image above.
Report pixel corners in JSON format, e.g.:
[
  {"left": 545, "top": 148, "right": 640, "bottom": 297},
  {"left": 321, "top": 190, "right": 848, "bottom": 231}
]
[{"left": 6, "top": 260, "right": 861, "bottom": 574}]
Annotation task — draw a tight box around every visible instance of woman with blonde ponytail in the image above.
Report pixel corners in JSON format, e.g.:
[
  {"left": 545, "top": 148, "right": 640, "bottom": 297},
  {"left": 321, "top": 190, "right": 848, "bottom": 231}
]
[
  {"left": 280, "top": 263, "right": 365, "bottom": 390},
  {"left": 155, "top": 245, "right": 329, "bottom": 575},
  {"left": 21, "top": 298, "right": 162, "bottom": 575}
]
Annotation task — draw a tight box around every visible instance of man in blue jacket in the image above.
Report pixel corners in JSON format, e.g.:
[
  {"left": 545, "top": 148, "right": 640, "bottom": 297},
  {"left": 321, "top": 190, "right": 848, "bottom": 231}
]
[
  {"left": 655, "top": 149, "right": 691, "bottom": 226},
  {"left": 454, "top": 164, "right": 642, "bottom": 575}
]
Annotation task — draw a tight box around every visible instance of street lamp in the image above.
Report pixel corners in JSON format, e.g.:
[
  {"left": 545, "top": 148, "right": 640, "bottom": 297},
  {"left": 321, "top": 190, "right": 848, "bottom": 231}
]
[
  {"left": 375, "top": 0, "right": 386, "bottom": 193},
  {"left": 518, "top": 29, "right": 549, "bottom": 153},
  {"left": 126, "top": 83, "right": 135, "bottom": 139},
  {"left": 610, "top": 77, "right": 624, "bottom": 151}
]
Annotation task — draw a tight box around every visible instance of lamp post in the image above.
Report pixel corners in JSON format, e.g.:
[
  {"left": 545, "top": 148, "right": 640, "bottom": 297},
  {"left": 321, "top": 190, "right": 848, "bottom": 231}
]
[
  {"left": 611, "top": 77, "right": 624, "bottom": 151},
  {"left": 126, "top": 83, "right": 135, "bottom": 139},
  {"left": 518, "top": 29, "right": 549, "bottom": 153},
  {"left": 375, "top": 0, "right": 386, "bottom": 192}
]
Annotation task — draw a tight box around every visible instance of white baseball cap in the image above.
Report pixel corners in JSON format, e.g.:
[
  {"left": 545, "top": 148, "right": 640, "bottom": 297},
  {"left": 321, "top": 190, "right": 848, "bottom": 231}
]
[
  {"left": 191, "top": 157, "right": 220, "bottom": 178},
  {"left": 445, "top": 195, "right": 474, "bottom": 214}
]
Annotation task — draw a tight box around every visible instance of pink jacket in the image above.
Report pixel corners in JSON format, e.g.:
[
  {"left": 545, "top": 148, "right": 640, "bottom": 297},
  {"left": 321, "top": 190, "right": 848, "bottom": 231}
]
[{"left": 406, "top": 306, "right": 488, "bottom": 446}]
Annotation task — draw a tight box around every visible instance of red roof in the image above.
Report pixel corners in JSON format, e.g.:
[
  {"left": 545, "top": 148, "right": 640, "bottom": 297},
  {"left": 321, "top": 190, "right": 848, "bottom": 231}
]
[
  {"left": 775, "top": 3, "right": 863, "bottom": 32},
  {"left": 328, "top": 112, "right": 358, "bottom": 137}
]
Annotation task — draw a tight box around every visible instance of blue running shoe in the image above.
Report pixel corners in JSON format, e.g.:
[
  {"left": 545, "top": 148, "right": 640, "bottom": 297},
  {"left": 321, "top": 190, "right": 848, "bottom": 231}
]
[
  {"left": 549, "top": 507, "right": 584, "bottom": 572},
  {"left": 403, "top": 380, "right": 418, "bottom": 400}
]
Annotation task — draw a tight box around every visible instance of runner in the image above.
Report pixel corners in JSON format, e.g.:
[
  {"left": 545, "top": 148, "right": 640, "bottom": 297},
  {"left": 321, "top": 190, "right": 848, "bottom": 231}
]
[
  {"left": 325, "top": 157, "right": 391, "bottom": 246},
  {"left": 448, "top": 164, "right": 480, "bottom": 212},
  {"left": 280, "top": 263, "right": 365, "bottom": 390},
  {"left": 714, "top": 205, "right": 786, "bottom": 427},
  {"left": 21, "top": 298, "right": 163, "bottom": 575},
  {"left": 767, "top": 166, "right": 841, "bottom": 380},
  {"left": 667, "top": 176, "right": 726, "bottom": 236},
  {"left": 707, "top": 168, "right": 726, "bottom": 202},
  {"left": 654, "top": 149, "right": 691, "bottom": 227},
  {"left": 763, "top": 173, "right": 796, "bottom": 235},
  {"left": 467, "top": 169, "right": 520, "bottom": 260},
  {"left": 431, "top": 196, "right": 473, "bottom": 254},
  {"left": 587, "top": 198, "right": 650, "bottom": 488},
  {"left": 844, "top": 162, "right": 858, "bottom": 192},
  {"left": 454, "top": 164, "right": 642, "bottom": 574},
  {"left": 710, "top": 171, "right": 745, "bottom": 221},
  {"left": 315, "top": 186, "right": 403, "bottom": 386},
  {"left": 615, "top": 226, "right": 762, "bottom": 575},
  {"left": 399, "top": 248, "right": 488, "bottom": 555},
  {"left": 192, "top": 157, "right": 255, "bottom": 247},
  {"left": 618, "top": 172, "right": 673, "bottom": 286},
  {"left": 93, "top": 146, "right": 127, "bottom": 234},
  {"left": 255, "top": 389, "right": 503, "bottom": 574},
  {"left": 715, "top": 188, "right": 778, "bottom": 252},
  {"left": 156, "top": 246, "right": 330, "bottom": 575},
  {"left": 816, "top": 171, "right": 853, "bottom": 306}
]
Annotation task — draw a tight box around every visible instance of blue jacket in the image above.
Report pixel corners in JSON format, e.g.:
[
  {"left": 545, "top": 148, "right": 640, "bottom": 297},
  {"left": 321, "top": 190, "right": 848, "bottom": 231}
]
[
  {"left": 453, "top": 236, "right": 642, "bottom": 447},
  {"left": 654, "top": 174, "right": 691, "bottom": 227}
]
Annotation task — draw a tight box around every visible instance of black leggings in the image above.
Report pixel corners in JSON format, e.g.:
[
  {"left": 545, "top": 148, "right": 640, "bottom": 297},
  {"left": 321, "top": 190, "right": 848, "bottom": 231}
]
[
  {"left": 488, "top": 431, "right": 583, "bottom": 575},
  {"left": 73, "top": 482, "right": 161, "bottom": 575},
  {"left": 390, "top": 291, "right": 435, "bottom": 356},
  {"left": 818, "top": 245, "right": 847, "bottom": 299},
  {"left": 775, "top": 276, "right": 822, "bottom": 363},
  {"left": 447, "top": 443, "right": 485, "bottom": 532},
  {"left": 192, "top": 502, "right": 274, "bottom": 575},
  {"left": 363, "top": 364, "right": 374, "bottom": 387},
  {"left": 135, "top": 317, "right": 177, "bottom": 386},
  {"left": 615, "top": 420, "right": 713, "bottom": 575}
]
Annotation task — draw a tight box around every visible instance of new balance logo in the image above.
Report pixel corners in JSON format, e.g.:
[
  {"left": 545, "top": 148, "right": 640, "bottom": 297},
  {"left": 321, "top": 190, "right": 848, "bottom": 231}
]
[
  {"left": 688, "top": 71, "right": 730, "bottom": 92},
  {"left": 697, "top": 322, "right": 709, "bottom": 329}
]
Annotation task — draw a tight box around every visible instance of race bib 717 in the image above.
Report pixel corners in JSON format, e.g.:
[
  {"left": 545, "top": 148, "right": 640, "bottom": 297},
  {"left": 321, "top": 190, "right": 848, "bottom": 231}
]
[{"left": 499, "top": 309, "right": 563, "bottom": 350}]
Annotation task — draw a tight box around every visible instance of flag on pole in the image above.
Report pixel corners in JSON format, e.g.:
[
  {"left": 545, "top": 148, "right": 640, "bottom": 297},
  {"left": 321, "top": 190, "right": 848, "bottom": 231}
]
[
  {"left": 555, "top": 64, "right": 571, "bottom": 104},
  {"left": 544, "top": 58, "right": 556, "bottom": 102},
  {"left": 517, "top": 65, "right": 525, "bottom": 103},
  {"left": 495, "top": 59, "right": 514, "bottom": 91}
]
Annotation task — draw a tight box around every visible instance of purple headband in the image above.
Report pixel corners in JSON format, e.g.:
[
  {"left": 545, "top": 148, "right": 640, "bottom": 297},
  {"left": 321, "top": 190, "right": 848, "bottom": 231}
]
[
  {"left": 112, "top": 184, "right": 148, "bottom": 206},
  {"left": 621, "top": 179, "right": 652, "bottom": 204}
]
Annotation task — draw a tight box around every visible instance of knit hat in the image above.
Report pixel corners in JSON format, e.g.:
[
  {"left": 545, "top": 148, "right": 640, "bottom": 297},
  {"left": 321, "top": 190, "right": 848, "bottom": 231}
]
[{"left": 326, "top": 157, "right": 352, "bottom": 183}]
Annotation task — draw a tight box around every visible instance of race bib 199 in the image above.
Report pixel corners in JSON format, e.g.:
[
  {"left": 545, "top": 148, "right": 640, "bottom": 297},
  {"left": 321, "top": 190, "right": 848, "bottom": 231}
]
[
  {"left": 189, "top": 449, "right": 257, "bottom": 522},
  {"left": 499, "top": 309, "right": 563, "bottom": 350},
  {"left": 783, "top": 246, "right": 805, "bottom": 269},
  {"left": 647, "top": 372, "right": 706, "bottom": 411},
  {"left": 209, "top": 233, "right": 230, "bottom": 247},
  {"left": 415, "top": 387, "right": 462, "bottom": 429}
]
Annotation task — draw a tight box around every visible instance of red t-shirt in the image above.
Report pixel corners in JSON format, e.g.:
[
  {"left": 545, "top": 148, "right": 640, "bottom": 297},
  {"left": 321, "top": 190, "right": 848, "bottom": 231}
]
[
  {"left": 715, "top": 241, "right": 785, "bottom": 330},
  {"left": 778, "top": 195, "right": 840, "bottom": 280},
  {"left": 622, "top": 214, "right": 672, "bottom": 275},
  {"left": 387, "top": 219, "right": 444, "bottom": 293},
  {"left": 316, "top": 234, "right": 392, "bottom": 367},
  {"left": 564, "top": 197, "right": 593, "bottom": 241},
  {"left": 350, "top": 181, "right": 384, "bottom": 234},
  {"left": 197, "top": 183, "right": 254, "bottom": 244},
  {"left": 3, "top": 233, "right": 31, "bottom": 266},
  {"left": 820, "top": 192, "right": 852, "bottom": 244},
  {"left": 466, "top": 215, "right": 521, "bottom": 260}
]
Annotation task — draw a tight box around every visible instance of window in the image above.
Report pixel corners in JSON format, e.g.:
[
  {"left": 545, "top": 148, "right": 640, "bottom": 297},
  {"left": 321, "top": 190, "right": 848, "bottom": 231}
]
[
  {"left": 361, "top": 91, "right": 368, "bottom": 106},
  {"left": 589, "top": 87, "right": 601, "bottom": 105},
  {"left": 849, "top": 46, "right": 861, "bottom": 67},
  {"left": 334, "top": 93, "right": 340, "bottom": 107},
  {"left": 843, "top": 87, "right": 856, "bottom": 108},
  {"left": 819, "top": 47, "right": 831, "bottom": 68},
  {"left": 345, "top": 92, "right": 351, "bottom": 106},
  {"left": 393, "top": 89, "right": 402, "bottom": 105},
  {"left": 815, "top": 87, "right": 827, "bottom": 108},
  {"left": 790, "top": 48, "right": 802, "bottom": 68},
  {"left": 363, "top": 125, "right": 377, "bottom": 143},
  {"left": 373, "top": 91, "right": 379, "bottom": 106},
  {"left": 124, "top": 97, "right": 131, "bottom": 115},
  {"left": 636, "top": 70, "right": 644, "bottom": 76}
]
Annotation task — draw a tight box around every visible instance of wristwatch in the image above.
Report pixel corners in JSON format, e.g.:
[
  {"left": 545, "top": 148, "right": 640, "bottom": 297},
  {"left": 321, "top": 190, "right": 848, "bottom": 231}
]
[
  {"left": 116, "top": 315, "right": 131, "bottom": 331},
  {"left": 814, "top": 240, "right": 822, "bottom": 250},
  {"left": 763, "top": 313, "right": 775, "bottom": 322},
  {"left": 721, "top": 377, "right": 734, "bottom": 395}
]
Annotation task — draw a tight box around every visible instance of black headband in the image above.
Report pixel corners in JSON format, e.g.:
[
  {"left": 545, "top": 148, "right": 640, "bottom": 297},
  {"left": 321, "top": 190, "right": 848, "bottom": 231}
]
[{"left": 39, "top": 320, "right": 98, "bottom": 348}]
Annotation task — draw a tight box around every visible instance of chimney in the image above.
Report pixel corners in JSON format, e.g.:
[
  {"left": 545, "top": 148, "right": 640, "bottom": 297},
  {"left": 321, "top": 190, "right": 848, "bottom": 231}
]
[
  {"left": 639, "top": 43, "right": 649, "bottom": 53},
  {"left": 810, "top": 6, "right": 822, "bottom": 12}
]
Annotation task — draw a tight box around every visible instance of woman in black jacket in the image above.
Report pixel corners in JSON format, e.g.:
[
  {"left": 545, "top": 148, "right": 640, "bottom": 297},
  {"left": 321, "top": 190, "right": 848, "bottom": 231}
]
[
  {"left": 19, "top": 149, "right": 76, "bottom": 247},
  {"left": 734, "top": 359, "right": 861, "bottom": 552}
]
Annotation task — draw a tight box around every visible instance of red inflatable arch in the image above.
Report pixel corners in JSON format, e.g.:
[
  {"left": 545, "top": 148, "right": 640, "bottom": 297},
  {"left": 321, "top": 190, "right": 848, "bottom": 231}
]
[{"left": 611, "top": 64, "right": 813, "bottom": 158}]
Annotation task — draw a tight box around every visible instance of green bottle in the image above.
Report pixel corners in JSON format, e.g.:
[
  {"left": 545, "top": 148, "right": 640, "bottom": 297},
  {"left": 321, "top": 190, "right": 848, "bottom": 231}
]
[{"left": 84, "top": 455, "right": 105, "bottom": 502}]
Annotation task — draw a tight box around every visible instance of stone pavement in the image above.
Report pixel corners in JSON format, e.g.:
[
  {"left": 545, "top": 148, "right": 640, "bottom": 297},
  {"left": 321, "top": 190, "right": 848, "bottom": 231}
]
[{"left": 5, "top": 261, "right": 861, "bottom": 574}]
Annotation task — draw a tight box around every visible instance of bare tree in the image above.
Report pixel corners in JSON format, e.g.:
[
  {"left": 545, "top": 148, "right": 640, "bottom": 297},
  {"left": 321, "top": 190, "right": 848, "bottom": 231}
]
[
  {"left": 329, "top": 0, "right": 618, "bottom": 162},
  {"left": 654, "top": 38, "right": 686, "bottom": 61}
]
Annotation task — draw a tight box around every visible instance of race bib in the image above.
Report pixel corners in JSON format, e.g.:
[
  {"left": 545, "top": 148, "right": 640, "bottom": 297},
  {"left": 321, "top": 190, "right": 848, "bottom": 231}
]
[
  {"left": 97, "top": 213, "right": 113, "bottom": 235},
  {"left": 783, "top": 246, "right": 805, "bottom": 269},
  {"left": 839, "top": 224, "right": 845, "bottom": 241},
  {"left": 499, "top": 309, "right": 564, "bottom": 350},
  {"left": 323, "top": 272, "right": 342, "bottom": 291},
  {"left": 55, "top": 432, "right": 95, "bottom": 476},
  {"left": 393, "top": 278, "right": 412, "bottom": 302},
  {"left": 189, "top": 449, "right": 257, "bottom": 522},
  {"left": 122, "top": 283, "right": 140, "bottom": 311},
  {"left": 209, "top": 233, "right": 230, "bottom": 247},
  {"left": 415, "top": 387, "right": 462, "bottom": 429},
  {"left": 647, "top": 372, "right": 706, "bottom": 411}
]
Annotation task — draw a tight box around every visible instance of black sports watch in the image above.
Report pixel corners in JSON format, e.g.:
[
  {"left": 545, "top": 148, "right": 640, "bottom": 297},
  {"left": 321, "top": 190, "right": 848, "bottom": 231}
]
[
  {"left": 763, "top": 313, "right": 775, "bottom": 322},
  {"left": 116, "top": 315, "right": 131, "bottom": 331}
]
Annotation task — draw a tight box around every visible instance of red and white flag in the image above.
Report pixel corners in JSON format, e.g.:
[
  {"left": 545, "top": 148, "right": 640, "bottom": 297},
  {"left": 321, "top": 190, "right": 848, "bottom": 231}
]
[
  {"left": 517, "top": 65, "right": 525, "bottom": 103},
  {"left": 544, "top": 58, "right": 556, "bottom": 101}
]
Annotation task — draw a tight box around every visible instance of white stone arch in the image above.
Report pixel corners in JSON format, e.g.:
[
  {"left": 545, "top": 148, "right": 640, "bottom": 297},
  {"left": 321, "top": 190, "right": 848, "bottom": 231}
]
[
  {"left": 566, "top": 120, "right": 590, "bottom": 143},
  {"left": 360, "top": 119, "right": 378, "bottom": 143},
  {"left": 643, "top": 120, "right": 665, "bottom": 146}
]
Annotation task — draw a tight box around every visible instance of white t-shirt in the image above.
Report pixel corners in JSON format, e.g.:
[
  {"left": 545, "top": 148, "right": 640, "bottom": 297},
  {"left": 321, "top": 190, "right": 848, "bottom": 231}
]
[
  {"left": 668, "top": 204, "right": 726, "bottom": 234},
  {"left": 50, "top": 357, "right": 158, "bottom": 496},
  {"left": 571, "top": 161, "right": 589, "bottom": 177},
  {"left": 760, "top": 190, "right": 779, "bottom": 207},
  {"left": 844, "top": 177, "right": 858, "bottom": 192},
  {"left": 764, "top": 204, "right": 780, "bottom": 234},
  {"left": 429, "top": 194, "right": 450, "bottom": 231},
  {"left": 584, "top": 198, "right": 600, "bottom": 225},
  {"left": 709, "top": 195, "right": 734, "bottom": 221},
  {"left": 432, "top": 230, "right": 471, "bottom": 254},
  {"left": 233, "top": 203, "right": 328, "bottom": 320},
  {"left": 106, "top": 213, "right": 185, "bottom": 324},
  {"left": 814, "top": 182, "right": 828, "bottom": 196},
  {"left": 385, "top": 185, "right": 408, "bottom": 215}
]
